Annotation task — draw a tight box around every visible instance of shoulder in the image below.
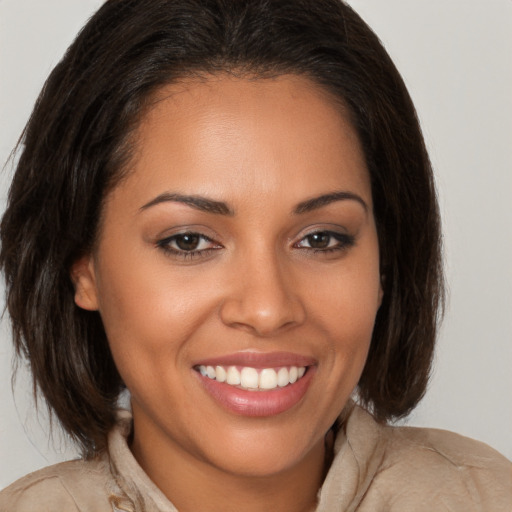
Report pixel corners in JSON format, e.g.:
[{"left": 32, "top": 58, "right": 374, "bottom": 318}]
[
  {"left": 333, "top": 406, "right": 512, "bottom": 511},
  {"left": 0, "top": 457, "right": 117, "bottom": 512},
  {"left": 372, "top": 421, "right": 512, "bottom": 510}
]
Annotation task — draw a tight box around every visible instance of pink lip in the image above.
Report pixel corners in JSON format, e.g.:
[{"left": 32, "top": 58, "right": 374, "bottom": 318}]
[
  {"left": 193, "top": 351, "right": 317, "bottom": 369},
  {"left": 194, "top": 353, "right": 316, "bottom": 417}
]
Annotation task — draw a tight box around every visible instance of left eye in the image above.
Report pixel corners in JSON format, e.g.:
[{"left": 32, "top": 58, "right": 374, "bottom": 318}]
[
  {"left": 296, "top": 231, "right": 354, "bottom": 251},
  {"left": 171, "top": 233, "right": 205, "bottom": 251}
]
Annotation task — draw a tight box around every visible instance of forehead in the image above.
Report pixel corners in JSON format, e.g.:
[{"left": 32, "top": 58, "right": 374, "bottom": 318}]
[{"left": 116, "top": 73, "right": 372, "bottom": 211}]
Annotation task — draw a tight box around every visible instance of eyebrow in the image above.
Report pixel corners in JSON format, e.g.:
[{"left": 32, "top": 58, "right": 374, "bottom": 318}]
[
  {"left": 140, "top": 190, "right": 367, "bottom": 216},
  {"left": 293, "top": 191, "right": 368, "bottom": 214},
  {"left": 140, "top": 193, "right": 234, "bottom": 215}
]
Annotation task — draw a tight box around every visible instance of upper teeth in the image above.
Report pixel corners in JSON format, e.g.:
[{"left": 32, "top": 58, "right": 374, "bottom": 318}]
[{"left": 198, "top": 365, "right": 306, "bottom": 390}]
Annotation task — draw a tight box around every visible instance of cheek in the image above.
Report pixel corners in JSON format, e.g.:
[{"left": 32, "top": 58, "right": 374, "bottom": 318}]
[
  {"left": 93, "top": 250, "right": 231, "bottom": 384},
  {"left": 311, "top": 256, "right": 381, "bottom": 338},
  {"left": 323, "top": 285, "right": 377, "bottom": 370},
  {"left": 307, "top": 245, "right": 381, "bottom": 377}
]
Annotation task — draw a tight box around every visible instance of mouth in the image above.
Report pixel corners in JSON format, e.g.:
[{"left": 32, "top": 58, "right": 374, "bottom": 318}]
[
  {"left": 193, "top": 352, "right": 316, "bottom": 417},
  {"left": 196, "top": 364, "right": 307, "bottom": 391}
]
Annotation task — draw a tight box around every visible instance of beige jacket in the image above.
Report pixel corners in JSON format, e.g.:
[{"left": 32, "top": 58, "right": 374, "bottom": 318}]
[{"left": 1, "top": 406, "right": 511, "bottom": 511}]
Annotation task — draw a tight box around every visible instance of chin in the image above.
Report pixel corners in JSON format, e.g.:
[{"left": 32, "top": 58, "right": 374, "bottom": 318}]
[{"left": 194, "top": 419, "right": 325, "bottom": 479}]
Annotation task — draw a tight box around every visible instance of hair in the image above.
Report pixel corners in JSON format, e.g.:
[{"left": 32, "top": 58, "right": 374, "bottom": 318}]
[{"left": 0, "top": 0, "right": 443, "bottom": 457}]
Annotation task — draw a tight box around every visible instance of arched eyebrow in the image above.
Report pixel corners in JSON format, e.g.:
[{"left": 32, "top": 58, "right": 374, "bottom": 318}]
[
  {"left": 140, "top": 190, "right": 367, "bottom": 216},
  {"left": 140, "top": 193, "right": 234, "bottom": 215},
  {"left": 293, "top": 191, "right": 368, "bottom": 214}
]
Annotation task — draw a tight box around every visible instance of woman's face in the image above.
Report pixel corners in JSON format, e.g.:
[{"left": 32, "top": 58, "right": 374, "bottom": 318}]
[{"left": 74, "top": 74, "right": 382, "bottom": 478}]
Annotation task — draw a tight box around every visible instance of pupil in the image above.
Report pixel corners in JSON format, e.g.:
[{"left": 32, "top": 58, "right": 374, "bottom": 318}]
[
  {"left": 308, "top": 232, "right": 330, "bottom": 249},
  {"left": 176, "top": 234, "right": 200, "bottom": 251}
]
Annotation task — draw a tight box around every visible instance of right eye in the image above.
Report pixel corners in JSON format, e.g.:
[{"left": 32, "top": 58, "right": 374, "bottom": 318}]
[{"left": 157, "top": 232, "right": 222, "bottom": 260}]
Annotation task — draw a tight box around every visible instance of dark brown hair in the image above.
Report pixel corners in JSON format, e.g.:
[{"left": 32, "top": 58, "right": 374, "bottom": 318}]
[{"left": 0, "top": 0, "right": 443, "bottom": 456}]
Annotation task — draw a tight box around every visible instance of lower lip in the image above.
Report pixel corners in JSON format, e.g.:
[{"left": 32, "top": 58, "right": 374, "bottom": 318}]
[{"left": 196, "top": 368, "right": 315, "bottom": 417}]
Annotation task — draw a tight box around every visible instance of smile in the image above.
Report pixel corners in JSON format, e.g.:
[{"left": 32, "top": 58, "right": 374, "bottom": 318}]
[
  {"left": 194, "top": 353, "right": 316, "bottom": 417},
  {"left": 197, "top": 365, "right": 307, "bottom": 391}
]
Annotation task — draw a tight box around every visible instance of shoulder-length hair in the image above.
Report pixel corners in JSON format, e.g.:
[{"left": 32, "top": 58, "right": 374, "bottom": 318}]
[{"left": 0, "top": 0, "right": 443, "bottom": 457}]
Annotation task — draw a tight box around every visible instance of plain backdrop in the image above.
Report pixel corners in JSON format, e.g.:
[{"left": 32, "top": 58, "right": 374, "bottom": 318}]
[{"left": 1, "top": 0, "right": 511, "bottom": 489}]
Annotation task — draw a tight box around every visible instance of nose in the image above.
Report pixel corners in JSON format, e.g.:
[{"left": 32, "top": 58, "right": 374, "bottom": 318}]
[{"left": 219, "top": 250, "right": 306, "bottom": 337}]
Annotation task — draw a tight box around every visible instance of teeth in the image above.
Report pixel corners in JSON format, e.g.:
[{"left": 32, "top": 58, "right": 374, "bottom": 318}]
[
  {"left": 226, "top": 366, "right": 241, "bottom": 385},
  {"left": 277, "top": 367, "right": 289, "bottom": 387},
  {"left": 206, "top": 366, "right": 216, "bottom": 379},
  {"left": 215, "top": 365, "right": 227, "bottom": 382},
  {"left": 259, "top": 368, "right": 277, "bottom": 390},
  {"left": 198, "top": 364, "right": 307, "bottom": 390},
  {"left": 241, "top": 367, "right": 259, "bottom": 389}
]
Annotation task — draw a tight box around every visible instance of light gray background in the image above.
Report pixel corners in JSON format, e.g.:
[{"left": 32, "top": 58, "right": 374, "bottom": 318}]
[{"left": 1, "top": 0, "right": 511, "bottom": 488}]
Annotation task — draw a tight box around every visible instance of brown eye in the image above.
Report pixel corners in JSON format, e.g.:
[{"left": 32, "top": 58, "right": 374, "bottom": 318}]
[
  {"left": 295, "top": 230, "right": 356, "bottom": 254},
  {"left": 174, "top": 233, "right": 201, "bottom": 251},
  {"left": 306, "top": 232, "right": 331, "bottom": 249},
  {"left": 157, "top": 232, "right": 222, "bottom": 260}
]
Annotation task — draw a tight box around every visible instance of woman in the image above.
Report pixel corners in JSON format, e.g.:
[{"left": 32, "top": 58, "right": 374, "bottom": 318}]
[{"left": 0, "top": 0, "right": 510, "bottom": 510}]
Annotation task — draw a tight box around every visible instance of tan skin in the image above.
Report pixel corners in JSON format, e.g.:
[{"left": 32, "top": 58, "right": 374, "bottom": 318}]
[{"left": 72, "top": 74, "right": 382, "bottom": 512}]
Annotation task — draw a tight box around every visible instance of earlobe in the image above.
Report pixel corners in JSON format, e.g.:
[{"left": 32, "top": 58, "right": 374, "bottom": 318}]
[{"left": 70, "top": 255, "right": 99, "bottom": 311}]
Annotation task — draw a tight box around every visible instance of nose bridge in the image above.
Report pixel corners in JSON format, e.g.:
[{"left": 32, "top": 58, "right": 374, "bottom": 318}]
[{"left": 220, "top": 243, "right": 305, "bottom": 336}]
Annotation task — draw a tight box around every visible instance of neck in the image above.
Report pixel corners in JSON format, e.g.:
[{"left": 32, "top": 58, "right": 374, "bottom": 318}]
[{"left": 131, "top": 423, "right": 327, "bottom": 512}]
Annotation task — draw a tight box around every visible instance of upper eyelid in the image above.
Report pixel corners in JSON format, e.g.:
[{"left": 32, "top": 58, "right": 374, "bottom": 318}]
[
  {"left": 156, "top": 226, "right": 221, "bottom": 242},
  {"left": 299, "top": 229, "right": 347, "bottom": 239},
  {"left": 161, "top": 232, "right": 213, "bottom": 241},
  {"left": 295, "top": 230, "right": 353, "bottom": 244},
  {"left": 291, "top": 225, "right": 351, "bottom": 242},
  {"left": 158, "top": 232, "right": 217, "bottom": 246},
  {"left": 155, "top": 226, "right": 353, "bottom": 246}
]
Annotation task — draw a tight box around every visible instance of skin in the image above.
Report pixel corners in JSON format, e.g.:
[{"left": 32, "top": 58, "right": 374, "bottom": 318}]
[{"left": 72, "top": 74, "right": 383, "bottom": 512}]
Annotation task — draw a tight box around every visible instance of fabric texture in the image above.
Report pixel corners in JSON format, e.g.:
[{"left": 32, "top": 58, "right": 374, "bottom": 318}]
[{"left": 1, "top": 406, "right": 511, "bottom": 511}]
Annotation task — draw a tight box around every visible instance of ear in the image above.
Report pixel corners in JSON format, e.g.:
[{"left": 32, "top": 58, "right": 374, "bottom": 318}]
[
  {"left": 70, "top": 254, "right": 99, "bottom": 311},
  {"left": 377, "top": 274, "right": 385, "bottom": 307}
]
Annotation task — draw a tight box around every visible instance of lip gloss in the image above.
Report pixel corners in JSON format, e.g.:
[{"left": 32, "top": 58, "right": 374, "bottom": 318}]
[{"left": 195, "top": 366, "right": 315, "bottom": 417}]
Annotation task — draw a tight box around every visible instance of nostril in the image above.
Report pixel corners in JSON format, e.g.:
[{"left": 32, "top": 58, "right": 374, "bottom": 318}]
[{"left": 219, "top": 291, "right": 306, "bottom": 336}]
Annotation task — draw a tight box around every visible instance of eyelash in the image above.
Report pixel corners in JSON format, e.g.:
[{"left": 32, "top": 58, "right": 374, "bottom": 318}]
[
  {"left": 156, "top": 233, "right": 220, "bottom": 260},
  {"left": 156, "top": 230, "right": 355, "bottom": 260},
  {"left": 294, "top": 231, "right": 356, "bottom": 254}
]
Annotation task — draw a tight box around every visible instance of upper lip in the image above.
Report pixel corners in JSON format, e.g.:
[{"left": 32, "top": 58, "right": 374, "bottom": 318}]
[{"left": 193, "top": 351, "right": 317, "bottom": 369}]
